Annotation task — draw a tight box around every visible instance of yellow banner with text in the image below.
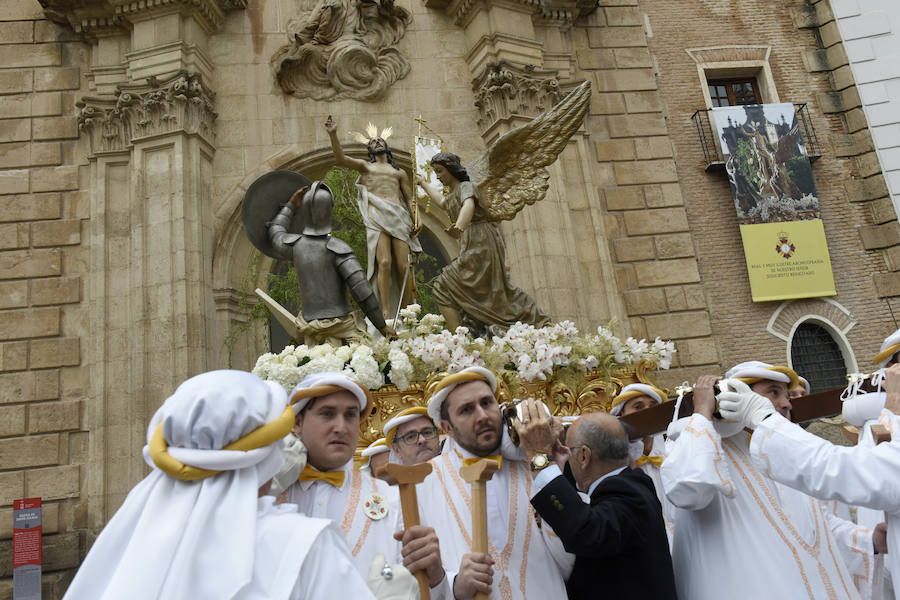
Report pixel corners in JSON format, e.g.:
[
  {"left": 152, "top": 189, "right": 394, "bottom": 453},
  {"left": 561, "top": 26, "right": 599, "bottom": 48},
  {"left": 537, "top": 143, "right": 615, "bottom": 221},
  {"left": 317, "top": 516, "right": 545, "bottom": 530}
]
[{"left": 739, "top": 219, "right": 835, "bottom": 302}]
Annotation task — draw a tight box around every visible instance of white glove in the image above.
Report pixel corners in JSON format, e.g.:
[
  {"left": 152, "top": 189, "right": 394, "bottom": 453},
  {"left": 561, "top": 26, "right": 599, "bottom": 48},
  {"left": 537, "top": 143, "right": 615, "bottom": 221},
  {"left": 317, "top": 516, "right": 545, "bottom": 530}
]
[
  {"left": 366, "top": 553, "right": 420, "bottom": 600},
  {"left": 842, "top": 392, "right": 885, "bottom": 427},
  {"left": 716, "top": 379, "right": 774, "bottom": 430},
  {"left": 269, "top": 433, "right": 307, "bottom": 497}
]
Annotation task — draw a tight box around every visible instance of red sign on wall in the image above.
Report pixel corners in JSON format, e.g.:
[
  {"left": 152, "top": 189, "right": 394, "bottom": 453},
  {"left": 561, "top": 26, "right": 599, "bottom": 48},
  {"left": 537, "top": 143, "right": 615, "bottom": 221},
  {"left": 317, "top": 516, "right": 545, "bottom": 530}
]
[{"left": 13, "top": 497, "right": 42, "bottom": 600}]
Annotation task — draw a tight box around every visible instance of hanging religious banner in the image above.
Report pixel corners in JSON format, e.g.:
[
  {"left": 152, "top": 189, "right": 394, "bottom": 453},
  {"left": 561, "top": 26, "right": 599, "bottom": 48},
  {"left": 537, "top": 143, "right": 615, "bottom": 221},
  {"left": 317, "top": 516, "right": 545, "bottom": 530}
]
[
  {"left": 712, "top": 103, "right": 835, "bottom": 302},
  {"left": 413, "top": 134, "right": 443, "bottom": 205}
]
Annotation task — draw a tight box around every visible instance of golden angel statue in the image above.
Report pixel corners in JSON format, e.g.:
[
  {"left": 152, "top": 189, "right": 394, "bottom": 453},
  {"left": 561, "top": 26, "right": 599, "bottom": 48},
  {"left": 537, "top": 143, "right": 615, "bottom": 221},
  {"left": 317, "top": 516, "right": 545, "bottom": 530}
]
[{"left": 416, "top": 80, "right": 591, "bottom": 334}]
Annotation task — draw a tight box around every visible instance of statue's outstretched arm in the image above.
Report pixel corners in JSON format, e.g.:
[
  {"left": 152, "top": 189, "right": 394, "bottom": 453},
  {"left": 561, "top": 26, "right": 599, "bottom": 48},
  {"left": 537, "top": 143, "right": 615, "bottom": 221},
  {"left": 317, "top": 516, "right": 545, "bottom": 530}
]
[
  {"left": 267, "top": 204, "right": 298, "bottom": 260},
  {"left": 415, "top": 175, "right": 445, "bottom": 211},
  {"left": 326, "top": 115, "right": 369, "bottom": 172}
]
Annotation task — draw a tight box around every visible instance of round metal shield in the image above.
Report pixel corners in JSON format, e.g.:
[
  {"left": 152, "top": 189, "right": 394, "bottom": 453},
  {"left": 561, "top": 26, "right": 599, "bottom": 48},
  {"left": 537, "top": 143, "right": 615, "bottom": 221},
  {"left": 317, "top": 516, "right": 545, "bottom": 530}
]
[{"left": 241, "top": 170, "right": 312, "bottom": 259}]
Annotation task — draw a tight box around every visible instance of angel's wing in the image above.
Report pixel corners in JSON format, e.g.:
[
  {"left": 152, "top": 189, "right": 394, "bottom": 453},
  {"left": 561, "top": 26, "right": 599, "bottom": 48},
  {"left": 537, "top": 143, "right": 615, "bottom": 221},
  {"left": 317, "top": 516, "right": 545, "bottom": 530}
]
[{"left": 466, "top": 80, "right": 591, "bottom": 222}]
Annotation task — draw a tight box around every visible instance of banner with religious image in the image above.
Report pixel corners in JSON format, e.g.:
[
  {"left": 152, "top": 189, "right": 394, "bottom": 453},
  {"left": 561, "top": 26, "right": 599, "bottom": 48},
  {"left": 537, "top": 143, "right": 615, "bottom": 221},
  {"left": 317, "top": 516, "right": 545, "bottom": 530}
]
[
  {"left": 712, "top": 103, "right": 836, "bottom": 302},
  {"left": 413, "top": 135, "right": 443, "bottom": 203}
]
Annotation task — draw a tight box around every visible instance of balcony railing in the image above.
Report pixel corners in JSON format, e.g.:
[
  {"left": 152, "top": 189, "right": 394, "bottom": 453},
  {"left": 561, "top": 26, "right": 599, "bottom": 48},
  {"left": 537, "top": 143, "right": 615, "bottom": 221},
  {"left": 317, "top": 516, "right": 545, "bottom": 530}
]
[{"left": 691, "top": 103, "right": 822, "bottom": 172}]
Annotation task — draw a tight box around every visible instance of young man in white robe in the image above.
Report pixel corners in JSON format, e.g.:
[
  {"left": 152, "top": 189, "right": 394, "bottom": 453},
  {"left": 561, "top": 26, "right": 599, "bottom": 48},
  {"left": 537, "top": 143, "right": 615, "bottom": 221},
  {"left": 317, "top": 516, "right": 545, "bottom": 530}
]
[
  {"left": 415, "top": 366, "right": 573, "bottom": 599},
  {"left": 610, "top": 382, "right": 676, "bottom": 545},
  {"left": 661, "top": 362, "right": 864, "bottom": 600},
  {"left": 722, "top": 361, "right": 900, "bottom": 599},
  {"left": 276, "top": 372, "right": 449, "bottom": 598},
  {"left": 62, "top": 370, "right": 387, "bottom": 600}
]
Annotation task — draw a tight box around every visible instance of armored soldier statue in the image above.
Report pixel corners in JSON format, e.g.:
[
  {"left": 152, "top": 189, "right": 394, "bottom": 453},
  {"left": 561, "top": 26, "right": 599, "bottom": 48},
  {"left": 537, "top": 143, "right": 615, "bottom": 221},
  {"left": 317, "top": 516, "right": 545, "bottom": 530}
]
[{"left": 242, "top": 170, "right": 396, "bottom": 345}]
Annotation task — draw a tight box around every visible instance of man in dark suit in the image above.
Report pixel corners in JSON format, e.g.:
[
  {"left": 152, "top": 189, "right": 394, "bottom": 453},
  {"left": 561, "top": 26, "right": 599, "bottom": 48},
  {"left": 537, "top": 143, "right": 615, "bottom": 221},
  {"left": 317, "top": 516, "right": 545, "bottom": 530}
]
[{"left": 514, "top": 402, "right": 677, "bottom": 599}]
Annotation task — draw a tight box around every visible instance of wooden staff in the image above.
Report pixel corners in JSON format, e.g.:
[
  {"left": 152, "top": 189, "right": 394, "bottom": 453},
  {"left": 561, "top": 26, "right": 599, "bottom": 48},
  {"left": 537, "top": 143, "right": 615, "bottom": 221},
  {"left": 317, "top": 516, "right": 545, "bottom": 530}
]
[
  {"left": 376, "top": 462, "right": 433, "bottom": 600},
  {"left": 871, "top": 424, "right": 891, "bottom": 445},
  {"left": 459, "top": 458, "right": 500, "bottom": 600}
]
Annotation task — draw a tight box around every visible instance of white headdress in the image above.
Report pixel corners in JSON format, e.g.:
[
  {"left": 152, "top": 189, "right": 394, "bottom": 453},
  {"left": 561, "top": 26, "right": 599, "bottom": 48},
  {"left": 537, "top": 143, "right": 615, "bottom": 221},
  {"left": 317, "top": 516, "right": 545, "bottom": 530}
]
[{"left": 63, "top": 370, "right": 291, "bottom": 600}]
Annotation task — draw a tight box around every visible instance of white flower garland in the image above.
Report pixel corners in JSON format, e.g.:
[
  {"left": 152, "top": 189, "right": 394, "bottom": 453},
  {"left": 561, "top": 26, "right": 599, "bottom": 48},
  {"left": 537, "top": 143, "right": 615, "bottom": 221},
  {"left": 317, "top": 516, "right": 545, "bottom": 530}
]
[{"left": 252, "top": 304, "right": 676, "bottom": 392}]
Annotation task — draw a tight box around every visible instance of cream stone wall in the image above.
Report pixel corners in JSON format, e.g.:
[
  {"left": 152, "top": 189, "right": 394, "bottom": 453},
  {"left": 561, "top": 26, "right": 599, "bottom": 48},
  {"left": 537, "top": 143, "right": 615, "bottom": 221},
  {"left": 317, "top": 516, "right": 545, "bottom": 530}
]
[
  {"left": 0, "top": 2, "right": 91, "bottom": 596},
  {"left": 3, "top": 0, "right": 900, "bottom": 596}
]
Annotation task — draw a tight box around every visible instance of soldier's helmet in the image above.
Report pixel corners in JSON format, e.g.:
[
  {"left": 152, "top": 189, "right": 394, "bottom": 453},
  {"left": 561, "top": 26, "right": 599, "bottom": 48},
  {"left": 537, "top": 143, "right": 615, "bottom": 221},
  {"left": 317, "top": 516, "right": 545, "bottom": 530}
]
[{"left": 299, "top": 181, "right": 334, "bottom": 236}]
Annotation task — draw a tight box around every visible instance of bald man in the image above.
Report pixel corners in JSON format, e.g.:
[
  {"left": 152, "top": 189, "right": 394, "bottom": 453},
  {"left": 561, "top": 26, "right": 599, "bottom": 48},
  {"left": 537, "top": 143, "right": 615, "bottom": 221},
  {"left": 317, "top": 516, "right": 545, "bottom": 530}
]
[{"left": 519, "top": 406, "right": 677, "bottom": 600}]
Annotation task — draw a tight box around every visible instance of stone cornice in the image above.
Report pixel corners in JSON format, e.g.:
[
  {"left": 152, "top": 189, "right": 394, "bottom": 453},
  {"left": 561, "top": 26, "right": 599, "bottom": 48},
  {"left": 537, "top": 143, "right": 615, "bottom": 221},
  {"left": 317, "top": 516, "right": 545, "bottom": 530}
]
[
  {"left": 77, "top": 70, "right": 217, "bottom": 155},
  {"left": 39, "top": 0, "right": 244, "bottom": 38},
  {"left": 436, "top": 0, "right": 594, "bottom": 28}
]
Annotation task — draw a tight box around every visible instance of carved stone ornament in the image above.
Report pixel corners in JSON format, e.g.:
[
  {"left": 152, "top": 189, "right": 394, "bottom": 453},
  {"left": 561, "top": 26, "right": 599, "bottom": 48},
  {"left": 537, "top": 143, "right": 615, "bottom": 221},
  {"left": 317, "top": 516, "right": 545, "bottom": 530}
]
[
  {"left": 77, "top": 71, "right": 217, "bottom": 154},
  {"left": 472, "top": 61, "right": 562, "bottom": 131},
  {"left": 434, "top": 0, "right": 595, "bottom": 28},
  {"left": 38, "top": 0, "right": 245, "bottom": 38},
  {"left": 355, "top": 361, "right": 658, "bottom": 455},
  {"left": 271, "top": 0, "right": 412, "bottom": 101}
]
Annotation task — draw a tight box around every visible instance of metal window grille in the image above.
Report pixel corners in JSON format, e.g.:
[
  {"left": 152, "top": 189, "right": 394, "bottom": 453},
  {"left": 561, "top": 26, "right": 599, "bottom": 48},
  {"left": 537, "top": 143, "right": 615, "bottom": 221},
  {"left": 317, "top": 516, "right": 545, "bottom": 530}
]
[{"left": 790, "top": 322, "right": 847, "bottom": 393}]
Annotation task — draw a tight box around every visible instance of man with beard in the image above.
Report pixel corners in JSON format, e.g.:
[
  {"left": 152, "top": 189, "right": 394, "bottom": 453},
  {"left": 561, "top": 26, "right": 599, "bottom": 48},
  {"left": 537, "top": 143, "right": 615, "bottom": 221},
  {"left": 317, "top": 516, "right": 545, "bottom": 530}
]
[
  {"left": 384, "top": 406, "right": 442, "bottom": 465},
  {"left": 325, "top": 116, "right": 421, "bottom": 320},
  {"left": 415, "top": 367, "right": 572, "bottom": 599}
]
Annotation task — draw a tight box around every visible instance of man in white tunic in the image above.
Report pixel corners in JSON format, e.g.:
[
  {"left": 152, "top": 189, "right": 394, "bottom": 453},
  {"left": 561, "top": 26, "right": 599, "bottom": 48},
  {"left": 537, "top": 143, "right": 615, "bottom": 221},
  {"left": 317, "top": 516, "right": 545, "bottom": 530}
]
[
  {"left": 416, "top": 367, "right": 572, "bottom": 599},
  {"left": 610, "top": 382, "right": 675, "bottom": 544},
  {"left": 722, "top": 362, "right": 900, "bottom": 598},
  {"left": 661, "top": 363, "right": 863, "bottom": 600},
  {"left": 63, "top": 370, "right": 376, "bottom": 600},
  {"left": 278, "top": 372, "right": 449, "bottom": 597}
]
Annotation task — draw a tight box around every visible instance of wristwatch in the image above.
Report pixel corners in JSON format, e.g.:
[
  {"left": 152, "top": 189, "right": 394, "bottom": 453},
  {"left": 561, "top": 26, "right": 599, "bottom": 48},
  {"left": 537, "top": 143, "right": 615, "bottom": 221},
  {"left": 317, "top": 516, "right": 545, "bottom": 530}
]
[{"left": 530, "top": 453, "right": 551, "bottom": 472}]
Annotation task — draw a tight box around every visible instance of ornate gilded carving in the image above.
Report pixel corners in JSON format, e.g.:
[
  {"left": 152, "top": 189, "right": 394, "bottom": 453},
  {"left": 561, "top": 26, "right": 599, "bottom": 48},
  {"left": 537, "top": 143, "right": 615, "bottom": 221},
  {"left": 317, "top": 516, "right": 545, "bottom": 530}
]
[
  {"left": 356, "top": 361, "right": 659, "bottom": 455},
  {"left": 77, "top": 71, "right": 217, "bottom": 154},
  {"left": 472, "top": 61, "right": 563, "bottom": 131},
  {"left": 271, "top": 0, "right": 412, "bottom": 101}
]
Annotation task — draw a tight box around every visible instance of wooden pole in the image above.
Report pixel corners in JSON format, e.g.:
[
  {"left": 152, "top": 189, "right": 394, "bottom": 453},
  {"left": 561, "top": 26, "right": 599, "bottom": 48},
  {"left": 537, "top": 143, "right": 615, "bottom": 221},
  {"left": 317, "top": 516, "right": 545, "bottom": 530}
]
[
  {"left": 459, "top": 459, "right": 500, "bottom": 600},
  {"left": 376, "top": 462, "right": 434, "bottom": 600}
]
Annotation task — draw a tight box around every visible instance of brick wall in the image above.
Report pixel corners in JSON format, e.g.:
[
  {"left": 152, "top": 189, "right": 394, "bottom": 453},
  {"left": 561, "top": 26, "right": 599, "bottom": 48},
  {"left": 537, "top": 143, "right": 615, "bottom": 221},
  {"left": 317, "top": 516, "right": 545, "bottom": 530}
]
[
  {"left": 575, "top": 1, "right": 720, "bottom": 389},
  {"left": 0, "top": 2, "right": 89, "bottom": 597},
  {"left": 635, "top": 0, "right": 895, "bottom": 377}
]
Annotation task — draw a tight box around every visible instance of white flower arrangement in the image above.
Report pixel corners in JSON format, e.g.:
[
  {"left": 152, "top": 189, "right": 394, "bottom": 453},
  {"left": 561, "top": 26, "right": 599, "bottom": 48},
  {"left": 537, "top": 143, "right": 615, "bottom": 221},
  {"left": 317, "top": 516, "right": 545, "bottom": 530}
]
[{"left": 252, "top": 304, "right": 676, "bottom": 393}]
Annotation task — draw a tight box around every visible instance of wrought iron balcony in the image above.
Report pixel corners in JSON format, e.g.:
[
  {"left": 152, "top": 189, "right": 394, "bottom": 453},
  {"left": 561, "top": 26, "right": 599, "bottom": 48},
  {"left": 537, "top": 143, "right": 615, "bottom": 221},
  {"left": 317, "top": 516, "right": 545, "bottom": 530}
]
[{"left": 691, "top": 103, "right": 821, "bottom": 172}]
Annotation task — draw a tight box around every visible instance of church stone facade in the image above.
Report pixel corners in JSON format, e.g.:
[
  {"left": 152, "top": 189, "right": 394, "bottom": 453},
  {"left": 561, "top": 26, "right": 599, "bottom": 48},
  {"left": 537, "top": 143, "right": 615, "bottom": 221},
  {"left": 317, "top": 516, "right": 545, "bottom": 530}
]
[{"left": 0, "top": 0, "right": 897, "bottom": 594}]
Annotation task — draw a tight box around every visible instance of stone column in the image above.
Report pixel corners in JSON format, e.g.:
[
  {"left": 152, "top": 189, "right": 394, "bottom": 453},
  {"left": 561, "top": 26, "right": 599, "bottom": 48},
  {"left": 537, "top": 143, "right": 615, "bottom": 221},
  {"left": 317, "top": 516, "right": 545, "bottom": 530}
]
[
  {"left": 42, "top": 0, "right": 234, "bottom": 526},
  {"left": 425, "top": 0, "right": 627, "bottom": 329}
]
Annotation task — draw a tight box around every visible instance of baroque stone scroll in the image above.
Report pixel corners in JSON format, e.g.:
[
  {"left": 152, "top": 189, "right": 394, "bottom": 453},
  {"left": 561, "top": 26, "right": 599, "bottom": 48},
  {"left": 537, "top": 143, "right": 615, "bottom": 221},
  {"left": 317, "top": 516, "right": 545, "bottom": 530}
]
[{"left": 271, "top": 0, "right": 412, "bottom": 101}]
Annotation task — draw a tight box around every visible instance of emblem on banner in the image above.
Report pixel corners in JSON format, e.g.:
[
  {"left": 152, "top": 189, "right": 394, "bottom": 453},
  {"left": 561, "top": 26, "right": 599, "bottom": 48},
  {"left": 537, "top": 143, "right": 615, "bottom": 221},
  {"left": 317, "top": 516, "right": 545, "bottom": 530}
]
[
  {"left": 363, "top": 492, "right": 389, "bottom": 520},
  {"left": 775, "top": 233, "right": 796, "bottom": 259}
]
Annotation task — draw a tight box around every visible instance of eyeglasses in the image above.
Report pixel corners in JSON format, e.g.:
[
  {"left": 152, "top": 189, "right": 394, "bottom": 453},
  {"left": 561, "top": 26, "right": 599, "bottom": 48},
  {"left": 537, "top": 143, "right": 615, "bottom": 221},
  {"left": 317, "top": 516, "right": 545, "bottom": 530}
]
[{"left": 394, "top": 427, "right": 439, "bottom": 446}]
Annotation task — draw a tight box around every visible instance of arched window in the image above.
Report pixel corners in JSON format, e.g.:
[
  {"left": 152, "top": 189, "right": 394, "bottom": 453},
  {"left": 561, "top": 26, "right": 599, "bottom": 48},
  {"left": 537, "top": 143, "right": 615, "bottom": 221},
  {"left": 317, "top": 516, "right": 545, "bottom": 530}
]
[{"left": 790, "top": 322, "right": 848, "bottom": 393}]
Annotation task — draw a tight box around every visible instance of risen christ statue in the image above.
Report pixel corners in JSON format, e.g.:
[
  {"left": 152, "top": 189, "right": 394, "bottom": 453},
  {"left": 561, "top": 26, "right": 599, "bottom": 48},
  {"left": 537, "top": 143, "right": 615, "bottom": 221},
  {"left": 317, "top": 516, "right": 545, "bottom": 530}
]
[{"left": 325, "top": 116, "right": 422, "bottom": 320}]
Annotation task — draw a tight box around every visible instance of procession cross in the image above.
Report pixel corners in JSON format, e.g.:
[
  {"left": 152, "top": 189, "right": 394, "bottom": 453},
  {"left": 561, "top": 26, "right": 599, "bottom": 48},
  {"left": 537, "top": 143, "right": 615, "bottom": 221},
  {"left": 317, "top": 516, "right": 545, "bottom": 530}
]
[
  {"left": 376, "top": 462, "right": 434, "bottom": 600},
  {"left": 459, "top": 458, "right": 500, "bottom": 600}
]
